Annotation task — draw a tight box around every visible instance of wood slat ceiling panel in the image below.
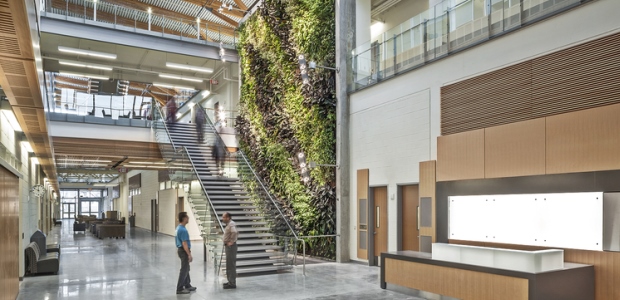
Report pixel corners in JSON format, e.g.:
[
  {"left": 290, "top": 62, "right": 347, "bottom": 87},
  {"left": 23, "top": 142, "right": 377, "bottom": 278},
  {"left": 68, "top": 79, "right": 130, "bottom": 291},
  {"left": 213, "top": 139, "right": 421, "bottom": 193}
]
[
  {"left": 53, "top": 137, "right": 162, "bottom": 160},
  {"left": 0, "top": 0, "right": 57, "bottom": 190},
  {"left": 441, "top": 31, "right": 620, "bottom": 135}
]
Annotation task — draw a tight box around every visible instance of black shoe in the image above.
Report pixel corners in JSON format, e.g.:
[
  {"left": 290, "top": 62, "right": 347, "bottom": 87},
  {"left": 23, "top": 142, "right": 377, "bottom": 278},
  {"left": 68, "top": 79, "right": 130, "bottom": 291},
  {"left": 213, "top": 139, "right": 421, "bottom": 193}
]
[
  {"left": 223, "top": 283, "right": 236, "bottom": 289},
  {"left": 186, "top": 286, "right": 197, "bottom": 291},
  {"left": 176, "top": 289, "right": 190, "bottom": 294}
]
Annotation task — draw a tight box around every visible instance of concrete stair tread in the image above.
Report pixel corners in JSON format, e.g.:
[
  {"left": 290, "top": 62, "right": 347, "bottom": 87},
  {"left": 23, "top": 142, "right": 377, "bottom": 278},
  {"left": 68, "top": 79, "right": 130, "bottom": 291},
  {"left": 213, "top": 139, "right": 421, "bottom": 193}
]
[{"left": 235, "top": 265, "right": 293, "bottom": 274}]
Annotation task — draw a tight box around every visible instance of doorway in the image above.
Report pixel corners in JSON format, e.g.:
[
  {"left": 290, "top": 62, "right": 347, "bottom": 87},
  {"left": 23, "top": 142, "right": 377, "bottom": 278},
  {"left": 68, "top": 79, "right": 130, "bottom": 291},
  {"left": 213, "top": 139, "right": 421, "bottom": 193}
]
[
  {"left": 80, "top": 200, "right": 100, "bottom": 216},
  {"left": 369, "top": 186, "right": 388, "bottom": 266},
  {"left": 398, "top": 185, "right": 420, "bottom": 251},
  {"left": 151, "top": 199, "right": 158, "bottom": 232},
  {"left": 62, "top": 203, "right": 76, "bottom": 219}
]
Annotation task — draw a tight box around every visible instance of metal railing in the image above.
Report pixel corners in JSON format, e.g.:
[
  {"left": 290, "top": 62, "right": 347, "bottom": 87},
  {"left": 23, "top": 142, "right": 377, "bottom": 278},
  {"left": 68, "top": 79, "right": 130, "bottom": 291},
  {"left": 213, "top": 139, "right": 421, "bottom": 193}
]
[
  {"left": 42, "top": 0, "right": 239, "bottom": 47},
  {"left": 152, "top": 104, "right": 226, "bottom": 271},
  {"left": 200, "top": 111, "right": 342, "bottom": 275},
  {"left": 349, "top": 0, "right": 585, "bottom": 92}
]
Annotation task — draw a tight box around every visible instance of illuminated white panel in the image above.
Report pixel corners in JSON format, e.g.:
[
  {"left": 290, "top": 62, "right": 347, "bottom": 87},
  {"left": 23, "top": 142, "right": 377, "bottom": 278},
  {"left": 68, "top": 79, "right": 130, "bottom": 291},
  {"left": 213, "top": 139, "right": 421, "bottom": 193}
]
[{"left": 449, "top": 192, "right": 603, "bottom": 251}]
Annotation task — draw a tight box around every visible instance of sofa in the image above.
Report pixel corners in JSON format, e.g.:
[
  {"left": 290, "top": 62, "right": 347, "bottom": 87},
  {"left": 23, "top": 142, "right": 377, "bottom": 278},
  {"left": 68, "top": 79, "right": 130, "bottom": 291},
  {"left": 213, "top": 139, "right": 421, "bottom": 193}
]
[
  {"left": 30, "top": 230, "right": 60, "bottom": 255},
  {"left": 96, "top": 224, "right": 126, "bottom": 239},
  {"left": 25, "top": 242, "right": 59, "bottom": 275},
  {"left": 73, "top": 222, "right": 87, "bottom": 233}
]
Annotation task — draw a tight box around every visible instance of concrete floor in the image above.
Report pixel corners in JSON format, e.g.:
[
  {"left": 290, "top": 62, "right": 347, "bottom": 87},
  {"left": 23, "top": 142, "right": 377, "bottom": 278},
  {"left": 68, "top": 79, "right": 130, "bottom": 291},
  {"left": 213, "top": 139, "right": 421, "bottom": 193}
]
[{"left": 18, "top": 221, "right": 424, "bottom": 300}]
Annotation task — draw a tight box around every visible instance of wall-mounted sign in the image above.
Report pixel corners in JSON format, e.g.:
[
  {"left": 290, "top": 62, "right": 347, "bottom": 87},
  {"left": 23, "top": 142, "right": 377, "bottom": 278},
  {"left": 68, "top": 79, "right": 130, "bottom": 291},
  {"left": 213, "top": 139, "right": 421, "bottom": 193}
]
[
  {"left": 210, "top": 79, "right": 219, "bottom": 85},
  {"left": 117, "top": 167, "right": 128, "bottom": 173}
]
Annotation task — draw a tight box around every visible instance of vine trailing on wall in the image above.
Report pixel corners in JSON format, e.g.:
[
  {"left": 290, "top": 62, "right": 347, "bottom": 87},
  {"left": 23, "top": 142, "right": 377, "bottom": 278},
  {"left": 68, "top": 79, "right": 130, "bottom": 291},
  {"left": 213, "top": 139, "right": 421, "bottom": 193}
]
[{"left": 236, "top": 0, "right": 337, "bottom": 258}]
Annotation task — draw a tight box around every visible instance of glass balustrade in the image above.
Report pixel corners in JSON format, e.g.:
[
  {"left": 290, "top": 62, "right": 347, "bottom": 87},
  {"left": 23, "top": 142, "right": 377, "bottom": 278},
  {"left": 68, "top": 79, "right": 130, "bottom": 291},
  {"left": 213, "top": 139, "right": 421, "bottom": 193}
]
[
  {"left": 349, "top": 0, "right": 583, "bottom": 92},
  {"left": 42, "top": 0, "right": 239, "bottom": 48}
]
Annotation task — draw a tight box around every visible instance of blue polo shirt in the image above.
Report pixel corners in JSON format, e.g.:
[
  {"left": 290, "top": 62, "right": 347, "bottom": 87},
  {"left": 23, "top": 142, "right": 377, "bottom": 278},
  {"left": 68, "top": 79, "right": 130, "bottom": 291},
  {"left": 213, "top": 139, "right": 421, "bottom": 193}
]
[{"left": 176, "top": 225, "right": 191, "bottom": 249}]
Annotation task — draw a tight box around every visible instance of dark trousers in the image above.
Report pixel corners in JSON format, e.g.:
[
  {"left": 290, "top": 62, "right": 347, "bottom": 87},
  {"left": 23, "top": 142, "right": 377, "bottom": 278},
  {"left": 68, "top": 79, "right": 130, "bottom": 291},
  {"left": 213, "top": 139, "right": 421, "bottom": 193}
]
[
  {"left": 195, "top": 121, "right": 204, "bottom": 143},
  {"left": 176, "top": 248, "right": 191, "bottom": 291},
  {"left": 225, "top": 243, "right": 237, "bottom": 286}
]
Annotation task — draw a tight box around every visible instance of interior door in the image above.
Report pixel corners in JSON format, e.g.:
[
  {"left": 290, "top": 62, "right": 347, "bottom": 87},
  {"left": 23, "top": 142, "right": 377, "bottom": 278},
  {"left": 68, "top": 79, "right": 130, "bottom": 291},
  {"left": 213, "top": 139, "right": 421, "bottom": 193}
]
[
  {"left": 373, "top": 187, "right": 388, "bottom": 257},
  {"left": 177, "top": 197, "right": 184, "bottom": 219},
  {"left": 401, "top": 185, "right": 420, "bottom": 251}
]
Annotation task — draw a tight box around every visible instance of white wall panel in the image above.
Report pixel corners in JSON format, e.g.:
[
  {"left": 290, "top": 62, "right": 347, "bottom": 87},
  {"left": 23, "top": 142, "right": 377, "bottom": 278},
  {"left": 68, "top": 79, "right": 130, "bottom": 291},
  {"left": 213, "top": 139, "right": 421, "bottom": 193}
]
[
  {"left": 449, "top": 192, "right": 603, "bottom": 251},
  {"left": 349, "top": 89, "right": 430, "bottom": 259}
]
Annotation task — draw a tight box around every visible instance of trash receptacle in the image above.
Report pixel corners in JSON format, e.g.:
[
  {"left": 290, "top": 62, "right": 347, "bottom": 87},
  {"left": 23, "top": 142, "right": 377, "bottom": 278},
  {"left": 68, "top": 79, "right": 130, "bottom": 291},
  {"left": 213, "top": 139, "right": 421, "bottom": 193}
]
[{"left": 129, "top": 215, "right": 136, "bottom": 227}]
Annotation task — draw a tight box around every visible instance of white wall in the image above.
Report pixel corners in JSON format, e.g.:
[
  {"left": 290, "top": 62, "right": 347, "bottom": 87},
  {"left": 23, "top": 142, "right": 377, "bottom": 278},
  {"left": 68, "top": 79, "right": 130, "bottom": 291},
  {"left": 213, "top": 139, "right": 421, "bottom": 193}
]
[
  {"left": 349, "top": 90, "right": 431, "bottom": 257},
  {"left": 48, "top": 121, "right": 153, "bottom": 143},
  {"left": 371, "top": 0, "right": 429, "bottom": 40},
  {"left": 158, "top": 188, "right": 178, "bottom": 236},
  {"left": 129, "top": 170, "right": 159, "bottom": 229},
  {"left": 347, "top": 0, "right": 620, "bottom": 261}
]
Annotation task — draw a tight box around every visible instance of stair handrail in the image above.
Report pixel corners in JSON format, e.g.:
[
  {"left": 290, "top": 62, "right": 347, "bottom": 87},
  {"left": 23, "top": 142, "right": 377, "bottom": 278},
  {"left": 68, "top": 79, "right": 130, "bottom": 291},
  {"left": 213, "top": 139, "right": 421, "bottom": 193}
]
[
  {"left": 153, "top": 104, "right": 177, "bottom": 150},
  {"left": 153, "top": 104, "right": 226, "bottom": 237},
  {"left": 200, "top": 112, "right": 299, "bottom": 240}
]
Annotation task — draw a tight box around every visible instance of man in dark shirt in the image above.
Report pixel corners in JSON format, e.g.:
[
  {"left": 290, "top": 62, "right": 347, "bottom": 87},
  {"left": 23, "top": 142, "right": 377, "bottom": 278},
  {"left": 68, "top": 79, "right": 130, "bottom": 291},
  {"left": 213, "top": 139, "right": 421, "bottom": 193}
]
[{"left": 176, "top": 212, "right": 196, "bottom": 294}]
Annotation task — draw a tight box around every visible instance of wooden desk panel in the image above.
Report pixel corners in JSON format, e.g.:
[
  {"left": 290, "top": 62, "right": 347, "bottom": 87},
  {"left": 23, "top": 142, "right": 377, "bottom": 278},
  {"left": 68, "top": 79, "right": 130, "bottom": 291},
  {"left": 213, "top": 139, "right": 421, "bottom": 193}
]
[{"left": 385, "top": 258, "right": 528, "bottom": 300}]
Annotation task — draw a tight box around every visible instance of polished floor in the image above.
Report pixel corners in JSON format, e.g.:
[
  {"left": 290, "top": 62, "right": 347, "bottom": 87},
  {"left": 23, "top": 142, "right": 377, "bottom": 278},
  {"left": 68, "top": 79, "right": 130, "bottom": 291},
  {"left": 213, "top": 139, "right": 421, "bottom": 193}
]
[{"left": 18, "top": 221, "right": 423, "bottom": 300}]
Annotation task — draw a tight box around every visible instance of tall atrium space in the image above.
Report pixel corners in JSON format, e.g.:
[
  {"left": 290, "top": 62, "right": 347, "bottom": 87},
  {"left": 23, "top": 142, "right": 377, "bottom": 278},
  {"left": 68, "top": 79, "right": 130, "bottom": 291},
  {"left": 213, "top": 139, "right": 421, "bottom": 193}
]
[{"left": 1, "top": 0, "right": 620, "bottom": 299}]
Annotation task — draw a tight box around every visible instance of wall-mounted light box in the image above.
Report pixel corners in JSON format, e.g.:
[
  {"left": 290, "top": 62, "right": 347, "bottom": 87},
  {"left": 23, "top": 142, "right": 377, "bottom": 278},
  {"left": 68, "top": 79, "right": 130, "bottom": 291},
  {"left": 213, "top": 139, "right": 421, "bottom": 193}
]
[{"left": 449, "top": 192, "right": 620, "bottom": 252}]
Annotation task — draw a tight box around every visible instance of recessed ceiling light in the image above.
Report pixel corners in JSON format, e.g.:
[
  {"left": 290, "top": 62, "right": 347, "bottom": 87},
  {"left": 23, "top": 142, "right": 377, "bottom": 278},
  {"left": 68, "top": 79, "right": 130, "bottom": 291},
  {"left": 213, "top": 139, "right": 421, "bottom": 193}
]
[
  {"left": 153, "top": 82, "right": 195, "bottom": 90},
  {"left": 59, "top": 71, "right": 109, "bottom": 80},
  {"left": 59, "top": 60, "right": 113, "bottom": 71},
  {"left": 58, "top": 46, "right": 117, "bottom": 59},
  {"left": 159, "top": 73, "right": 204, "bottom": 83},
  {"left": 165, "top": 62, "right": 213, "bottom": 73}
]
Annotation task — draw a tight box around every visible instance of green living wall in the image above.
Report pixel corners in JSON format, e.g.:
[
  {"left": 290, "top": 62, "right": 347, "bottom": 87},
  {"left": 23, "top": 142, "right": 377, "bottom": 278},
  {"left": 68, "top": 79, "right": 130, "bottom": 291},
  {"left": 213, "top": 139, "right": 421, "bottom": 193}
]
[{"left": 236, "top": 0, "right": 336, "bottom": 258}]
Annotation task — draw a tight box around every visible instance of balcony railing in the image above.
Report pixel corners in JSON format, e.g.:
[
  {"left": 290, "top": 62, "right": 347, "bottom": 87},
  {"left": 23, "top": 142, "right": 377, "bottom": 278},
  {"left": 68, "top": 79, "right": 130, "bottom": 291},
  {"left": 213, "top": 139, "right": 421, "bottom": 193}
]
[
  {"left": 349, "top": 0, "right": 585, "bottom": 92},
  {"left": 41, "top": 0, "right": 239, "bottom": 48}
]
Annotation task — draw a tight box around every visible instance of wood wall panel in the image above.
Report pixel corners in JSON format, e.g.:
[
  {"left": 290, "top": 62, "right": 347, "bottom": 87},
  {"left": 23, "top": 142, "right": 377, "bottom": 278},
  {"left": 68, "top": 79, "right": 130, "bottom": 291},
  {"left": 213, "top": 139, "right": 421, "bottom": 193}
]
[
  {"left": 0, "top": 166, "right": 19, "bottom": 300},
  {"left": 441, "top": 32, "right": 620, "bottom": 135},
  {"left": 401, "top": 185, "right": 419, "bottom": 251},
  {"left": 419, "top": 161, "right": 436, "bottom": 241},
  {"left": 485, "top": 118, "right": 546, "bottom": 178},
  {"left": 357, "top": 169, "right": 369, "bottom": 260},
  {"left": 437, "top": 129, "right": 485, "bottom": 181},
  {"left": 450, "top": 240, "right": 620, "bottom": 300},
  {"left": 385, "top": 258, "right": 529, "bottom": 300},
  {"left": 546, "top": 103, "right": 620, "bottom": 174}
]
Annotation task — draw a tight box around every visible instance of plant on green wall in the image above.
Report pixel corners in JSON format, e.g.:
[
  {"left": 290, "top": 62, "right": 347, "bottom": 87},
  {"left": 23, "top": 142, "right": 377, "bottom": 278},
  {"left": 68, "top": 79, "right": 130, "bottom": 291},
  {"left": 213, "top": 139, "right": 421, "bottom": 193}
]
[{"left": 236, "top": 0, "right": 336, "bottom": 258}]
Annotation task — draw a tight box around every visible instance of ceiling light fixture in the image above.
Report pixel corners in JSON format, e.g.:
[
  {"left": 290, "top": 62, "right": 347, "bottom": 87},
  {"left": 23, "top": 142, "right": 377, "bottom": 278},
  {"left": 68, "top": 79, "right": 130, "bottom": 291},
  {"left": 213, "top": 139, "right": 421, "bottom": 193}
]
[
  {"left": 158, "top": 73, "right": 204, "bottom": 83},
  {"left": 59, "top": 71, "right": 109, "bottom": 80},
  {"left": 153, "top": 82, "right": 195, "bottom": 90},
  {"left": 1, "top": 110, "right": 22, "bottom": 132},
  {"left": 21, "top": 141, "right": 34, "bottom": 153},
  {"left": 165, "top": 62, "right": 213, "bottom": 74},
  {"left": 58, "top": 46, "right": 117, "bottom": 59},
  {"left": 59, "top": 60, "right": 113, "bottom": 71}
]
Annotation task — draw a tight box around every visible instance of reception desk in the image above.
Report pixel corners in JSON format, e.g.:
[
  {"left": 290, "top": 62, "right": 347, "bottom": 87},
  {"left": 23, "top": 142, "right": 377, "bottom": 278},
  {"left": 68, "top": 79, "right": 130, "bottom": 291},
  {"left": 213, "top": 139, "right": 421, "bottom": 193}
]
[{"left": 380, "top": 250, "right": 594, "bottom": 300}]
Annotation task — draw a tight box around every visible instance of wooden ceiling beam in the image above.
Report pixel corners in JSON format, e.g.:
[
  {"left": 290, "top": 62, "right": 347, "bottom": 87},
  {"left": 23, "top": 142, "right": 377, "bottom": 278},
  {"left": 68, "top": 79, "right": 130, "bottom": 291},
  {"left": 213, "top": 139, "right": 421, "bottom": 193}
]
[{"left": 233, "top": 0, "right": 248, "bottom": 11}]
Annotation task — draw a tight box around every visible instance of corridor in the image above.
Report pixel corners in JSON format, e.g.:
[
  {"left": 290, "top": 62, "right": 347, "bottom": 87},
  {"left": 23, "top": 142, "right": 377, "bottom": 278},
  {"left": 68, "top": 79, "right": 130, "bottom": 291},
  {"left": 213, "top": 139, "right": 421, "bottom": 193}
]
[{"left": 18, "top": 221, "right": 420, "bottom": 300}]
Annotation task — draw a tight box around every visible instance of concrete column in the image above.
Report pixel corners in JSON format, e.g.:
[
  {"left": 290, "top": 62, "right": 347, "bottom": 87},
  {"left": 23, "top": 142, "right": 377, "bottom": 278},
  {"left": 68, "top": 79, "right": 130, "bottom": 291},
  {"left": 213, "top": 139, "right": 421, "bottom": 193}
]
[{"left": 335, "top": 0, "right": 355, "bottom": 263}]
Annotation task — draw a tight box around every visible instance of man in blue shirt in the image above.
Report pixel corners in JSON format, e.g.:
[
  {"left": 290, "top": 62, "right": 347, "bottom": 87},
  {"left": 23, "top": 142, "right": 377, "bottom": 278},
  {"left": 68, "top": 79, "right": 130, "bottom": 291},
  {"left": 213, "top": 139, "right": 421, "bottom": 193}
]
[{"left": 176, "top": 212, "right": 195, "bottom": 294}]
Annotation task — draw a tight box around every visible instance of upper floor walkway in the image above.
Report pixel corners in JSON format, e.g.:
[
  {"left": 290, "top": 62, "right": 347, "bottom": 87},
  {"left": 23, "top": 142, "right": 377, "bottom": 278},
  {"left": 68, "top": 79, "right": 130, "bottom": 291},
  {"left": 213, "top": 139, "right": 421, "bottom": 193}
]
[{"left": 349, "top": 0, "right": 588, "bottom": 93}]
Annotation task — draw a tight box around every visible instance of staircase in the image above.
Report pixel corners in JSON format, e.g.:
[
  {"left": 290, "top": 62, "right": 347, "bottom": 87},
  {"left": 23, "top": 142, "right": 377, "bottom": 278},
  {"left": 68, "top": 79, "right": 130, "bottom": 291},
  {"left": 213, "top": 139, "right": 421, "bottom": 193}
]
[{"left": 154, "top": 111, "right": 296, "bottom": 275}]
